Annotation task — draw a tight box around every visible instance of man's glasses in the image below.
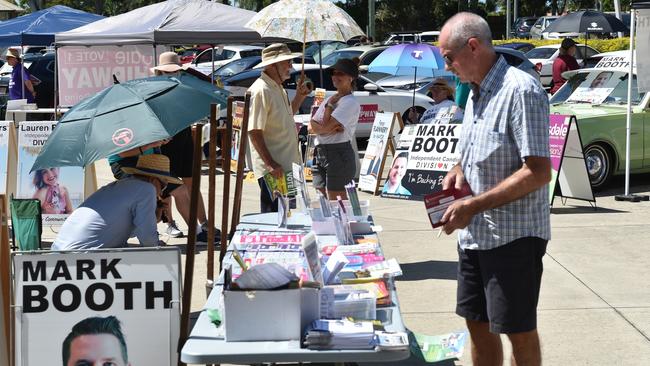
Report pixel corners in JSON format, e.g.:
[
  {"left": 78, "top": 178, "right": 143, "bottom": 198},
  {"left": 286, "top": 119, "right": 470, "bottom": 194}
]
[{"left": 443, "top": 38, "right": 471, "bottom": 66}]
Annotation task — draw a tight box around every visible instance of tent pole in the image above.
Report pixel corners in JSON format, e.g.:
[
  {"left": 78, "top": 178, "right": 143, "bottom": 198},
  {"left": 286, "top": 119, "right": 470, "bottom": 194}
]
[{"left": 54, "top": 45, "right": 58, "bottom": 118}]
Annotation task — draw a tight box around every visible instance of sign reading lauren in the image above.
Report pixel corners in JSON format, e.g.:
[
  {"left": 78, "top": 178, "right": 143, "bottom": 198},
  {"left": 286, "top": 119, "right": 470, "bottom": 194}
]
[
  {"left": 13, "top": 248, "right": 181, "bottom": 366},
  {"left": 382, "top": 123, "right": 462, "bottom": 200}
]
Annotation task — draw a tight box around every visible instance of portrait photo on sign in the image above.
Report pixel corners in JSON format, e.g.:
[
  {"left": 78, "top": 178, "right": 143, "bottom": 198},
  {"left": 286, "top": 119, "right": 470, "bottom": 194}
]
[
  {"left": 566, "top": 70, "right": 625, "bottom": 105},
  {"left": 16, "top": 122, "right": 84, "bottom": 223},
  {"left": 382, "top": 151, "right": 411, "bottom": 196},
  {"left": 62, "top": 315, "right": 132, "bottom": 366}
]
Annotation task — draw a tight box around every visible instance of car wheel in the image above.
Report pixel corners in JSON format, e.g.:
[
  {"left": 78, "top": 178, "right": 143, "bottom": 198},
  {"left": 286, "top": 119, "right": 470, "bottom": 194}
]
[
  {"left": 584, "top": 143, "right": 614, "bottom": 190},
  {"left": 402, "top": 106, "right": 426, "bottom": 125}
]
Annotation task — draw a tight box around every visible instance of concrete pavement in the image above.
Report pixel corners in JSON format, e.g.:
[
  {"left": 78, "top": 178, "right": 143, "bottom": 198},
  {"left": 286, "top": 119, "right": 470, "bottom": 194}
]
[{"left": 42, "top": 160, "right": 650, "bottom": 365}]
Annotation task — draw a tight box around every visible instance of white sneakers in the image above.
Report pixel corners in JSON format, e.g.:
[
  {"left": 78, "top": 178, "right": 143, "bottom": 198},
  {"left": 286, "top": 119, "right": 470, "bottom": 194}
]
[{"left": 165, "top": 220, "right": 183, "bottom": 238}]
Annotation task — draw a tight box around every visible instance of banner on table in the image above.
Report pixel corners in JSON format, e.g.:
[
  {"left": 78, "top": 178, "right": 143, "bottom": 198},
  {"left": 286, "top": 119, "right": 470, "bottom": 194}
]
[
  {"left": 15, "top": 121, "right": 84, "bottom": 225},
  {"left": 381, "top": 123, "right": 462, "bottom": 201},
  {"left": 359, "top": 112, "right": 399, "bottom": 194},
  {"left": 549, "top": 115, "right": 595, "bottom": 204},
  {"left": 13, "top": 248, "right": 181, "bottom": 366},
  {"left": 637, "top": 10, "right": 650, "bottom": 92},
  {"left": 57, "top": 45, "right": 156, "bottom": 107},
  {"left": 0, "top": 122, "right": 9, "bottom": 194}
]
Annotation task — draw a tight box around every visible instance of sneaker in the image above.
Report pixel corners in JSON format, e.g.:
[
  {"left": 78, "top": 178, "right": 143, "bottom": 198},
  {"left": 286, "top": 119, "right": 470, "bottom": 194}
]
[
  {"left": 196, "top": 228, "right": 222, "bottom": 245},
  {"left": 165, "top": 221, "right": 183, "bottom": 238}
]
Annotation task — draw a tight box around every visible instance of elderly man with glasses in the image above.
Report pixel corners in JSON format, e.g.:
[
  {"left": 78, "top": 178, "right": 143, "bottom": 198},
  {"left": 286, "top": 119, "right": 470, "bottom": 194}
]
[{"left": 438, "top": 12, "right": 552, "bottom": 366}]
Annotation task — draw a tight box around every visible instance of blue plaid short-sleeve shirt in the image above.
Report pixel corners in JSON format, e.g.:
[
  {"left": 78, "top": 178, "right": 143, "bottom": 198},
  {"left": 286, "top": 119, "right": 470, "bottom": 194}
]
[{"left": 458, "top": 56, "right": 551, "bottom": 250}]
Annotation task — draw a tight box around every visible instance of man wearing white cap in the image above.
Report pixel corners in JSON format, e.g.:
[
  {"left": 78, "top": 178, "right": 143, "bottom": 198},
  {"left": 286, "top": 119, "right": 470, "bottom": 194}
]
[{"left": 248, "top": 43, "right": 310, "bottom": 212}]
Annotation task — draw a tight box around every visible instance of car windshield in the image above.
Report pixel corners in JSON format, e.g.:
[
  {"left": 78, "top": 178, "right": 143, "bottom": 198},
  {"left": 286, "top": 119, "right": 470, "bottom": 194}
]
[
  {"left": 214, "top": 58, "right": 258, "bottom": 78},
  {"left": 525, "top": 48, "right": 557, "bottom": 59},
  {"left": 550, "top": 71, "right": 646, "bottom": 106},
  {"left": 322, "top": 50, "right": 363, "bottom": 65}
]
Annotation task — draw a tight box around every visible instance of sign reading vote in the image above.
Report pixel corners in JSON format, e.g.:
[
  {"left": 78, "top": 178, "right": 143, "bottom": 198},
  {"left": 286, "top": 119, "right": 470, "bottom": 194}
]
[
  {"left": 381, "top": 123, "right": 462, "bottom": 200},
  {"left": 57, "top": 45, "right": 155, "bottom": 106},
  {"left": 13, "top": 248, "right": 181, "bottom": 366}
]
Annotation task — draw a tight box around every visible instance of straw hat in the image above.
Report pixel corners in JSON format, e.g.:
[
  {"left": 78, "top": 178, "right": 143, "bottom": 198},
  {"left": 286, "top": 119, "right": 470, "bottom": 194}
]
[
  {"left": 150, "top": 51, "right": 184, "bottom": 74},
  {"left": 430, "top": 78, "right": 455, "bottom": 96},
  {"left": 121, "top": 154, "right": 183, "bottom": 184},
  {"left": 254, "top": 43, "right": 301, "bottom": 69},
  {"left": 6, "top": 48, "right": 20, "bottom": 59}
]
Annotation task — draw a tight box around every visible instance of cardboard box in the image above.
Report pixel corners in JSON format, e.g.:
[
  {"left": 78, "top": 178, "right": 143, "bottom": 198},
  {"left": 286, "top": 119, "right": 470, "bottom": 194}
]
[{"left": 223, "top": 287, "right": 320, "bottom": 342}]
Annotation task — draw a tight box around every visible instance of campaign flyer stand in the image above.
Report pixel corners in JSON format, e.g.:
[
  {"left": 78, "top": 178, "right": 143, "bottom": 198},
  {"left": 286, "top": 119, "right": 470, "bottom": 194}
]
[
  {"left": 12, "top": 248, "right": 181, "bottom": 366},
  {"left": 549, "top": 115, "right": 596, "bottom": 206},
  {"left": 381, "top": 123, "right": 462, "bottom": 201},
  {"left": 15, "top": 121, "right": 85, "bottom": 226},
  {"left": 229, "top": 98, "right": 253, "bottom": 173},
  {"left": 359, "top": 112, "right": 403, "bottom": 195}
]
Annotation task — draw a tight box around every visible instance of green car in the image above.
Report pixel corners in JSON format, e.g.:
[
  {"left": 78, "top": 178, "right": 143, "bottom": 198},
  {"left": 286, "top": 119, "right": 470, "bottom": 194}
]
[{"left": 550, "top": 52, "right": 649, "bottom": 190}]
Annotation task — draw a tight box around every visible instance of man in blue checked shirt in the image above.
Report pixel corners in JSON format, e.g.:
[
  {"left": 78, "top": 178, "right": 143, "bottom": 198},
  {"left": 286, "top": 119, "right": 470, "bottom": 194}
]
[{"left": 439, "top": 13, "right": 551, "bottom": 366}]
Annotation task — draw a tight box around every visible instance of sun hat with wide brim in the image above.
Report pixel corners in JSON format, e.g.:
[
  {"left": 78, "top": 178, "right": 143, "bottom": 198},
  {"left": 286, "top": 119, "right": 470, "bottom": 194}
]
[
  {"left": 429, "top": 78, "right": 455, "bottom": 96},
  {"left": 6, "top": 48, "right": 20, "bottom": 59},
  {"left": 150, "top": 51, "right": 187, "bottom": 74},
  {"left": 121, "top": 154, "right": 183, "bottom": 184},
  {"left": 254, "top": 43, "right": 302, "bottom": 69}
]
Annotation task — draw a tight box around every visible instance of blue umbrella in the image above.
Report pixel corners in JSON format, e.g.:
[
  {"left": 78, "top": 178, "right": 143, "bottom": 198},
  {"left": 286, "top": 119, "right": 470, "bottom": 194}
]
[
  {"left": 31, "top": 73, "right": 228, "bottom": 171},
  {"left": 368, "top": 43, "right": 448, "bottom": 106}
]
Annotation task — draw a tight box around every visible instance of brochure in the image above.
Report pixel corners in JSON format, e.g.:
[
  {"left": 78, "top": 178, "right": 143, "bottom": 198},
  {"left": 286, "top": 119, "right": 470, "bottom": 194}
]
[
  {"left": 411, "top": 331, "right": 468, "bottom": 362},
  {"left": 423, "top": 184, "right": 473, "bottom": 228},
  {"left": 263, "top": 171, "right": 296, "bottom": 199}
]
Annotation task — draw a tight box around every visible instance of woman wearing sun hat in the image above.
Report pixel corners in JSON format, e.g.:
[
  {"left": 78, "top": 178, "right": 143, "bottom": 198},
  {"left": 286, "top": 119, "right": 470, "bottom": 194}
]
[
  {"left": 52, "top": 154, "right": 182, "bottom": 250},
  {"left": 308, "top": 58, "right": 361, "bottom": 199},
  {"left": 409, "top": 77, "right": 464, "bottom": 124}
]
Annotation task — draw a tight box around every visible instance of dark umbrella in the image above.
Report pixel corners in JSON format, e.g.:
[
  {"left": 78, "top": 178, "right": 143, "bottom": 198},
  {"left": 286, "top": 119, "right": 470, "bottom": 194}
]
[
  {"left": 31, "top": 73, "right": 227, "bottom": 171},
  {"left": 544, "top": 10, "right": 629, "bottom": 64}
]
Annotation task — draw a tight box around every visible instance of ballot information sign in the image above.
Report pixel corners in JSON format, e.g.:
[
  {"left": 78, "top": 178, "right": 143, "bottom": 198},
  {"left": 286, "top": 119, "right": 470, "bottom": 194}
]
[
  {"left": 359, "top": 112, "right": 398, "bottom": 194},
  {"left": 15, "top": 121, "right": 84, "bottom": 225},
  {"left": 381, "top": 123, "right": 462, "bottom": 201},
  {"left": 13, "top": 248, "right": 181, "bottom": 366},
  {"left": 57, "top": 45, "right": 155, "bottom": 106}
]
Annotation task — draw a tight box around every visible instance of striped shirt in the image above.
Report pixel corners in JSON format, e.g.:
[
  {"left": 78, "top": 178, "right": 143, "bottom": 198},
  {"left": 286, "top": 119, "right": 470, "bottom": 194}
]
[{"left": 458, "top": 56, "right": 551, "bottom": 250}]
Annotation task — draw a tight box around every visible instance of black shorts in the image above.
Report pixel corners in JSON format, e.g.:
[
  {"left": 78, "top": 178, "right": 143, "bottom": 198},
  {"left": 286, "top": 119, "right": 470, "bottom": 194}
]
[
  {"left": 161, "top": 127, "right": 194, "bottom": 178},
  {"left": 456, "top": 237, "right": 548, "bottom": 334},
  {"left": 312, "top": 141, "right": 356, "bottom": 191}
]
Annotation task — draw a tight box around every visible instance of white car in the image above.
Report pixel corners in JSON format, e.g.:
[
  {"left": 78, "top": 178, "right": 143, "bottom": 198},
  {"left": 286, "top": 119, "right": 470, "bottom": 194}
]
[
  {"left": 525, "top": 44, "right": 600, "bottom": 88},
  {"left": 223, "top": 64, "right": 436, "bottom": 138},
  {"left": 190, "top": 45, "right": 263, "bottom": 76}
]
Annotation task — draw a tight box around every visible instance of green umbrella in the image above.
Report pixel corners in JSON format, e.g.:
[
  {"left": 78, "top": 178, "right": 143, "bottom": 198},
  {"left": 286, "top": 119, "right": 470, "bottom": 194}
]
[{"left": 31, "top": 74, "right": 228, "bottom": 171}]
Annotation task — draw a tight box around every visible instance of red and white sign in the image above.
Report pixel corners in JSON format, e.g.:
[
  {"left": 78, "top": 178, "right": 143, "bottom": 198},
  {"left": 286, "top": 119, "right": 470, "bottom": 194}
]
[
  {"left": 358, "top": 104, "right": 379, "bottom": 124},
  {"left": 57, "top": 45, "right": 155, "bottom": 106}
]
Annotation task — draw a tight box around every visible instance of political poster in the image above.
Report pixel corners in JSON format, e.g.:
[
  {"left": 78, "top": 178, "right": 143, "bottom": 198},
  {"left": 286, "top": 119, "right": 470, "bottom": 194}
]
[
  {"left": 358, "top": 104, "right": 379, "bottom": 124},
  {"left": 566, "top": 70, "right": 622, "bottom": 104},
  {"left": 16, "top": 121, "right": 84, "bottom": 225},
  {"left": 13, "top": 248, "right": 181, "bottom": 366},
  {"left": 0, "top": 122, "right": 9, "bottom": 194},
  {"left": 549, "top": 115, "right": 595, "bottom": 204},
  {"left": 637, "top": 10, "right": 650, "bottom": 92},
  {"left": 381, "top": 123, "right": 462, "bottom": 201},
  {"left": 57, "top": 45, "right": 156, "bottom": 107},
  {"left": 359, "top": 112, "right": 398, "bottom": 194},
  {"left": 231, "top": 100, "right": 245, "bottom": 171}
]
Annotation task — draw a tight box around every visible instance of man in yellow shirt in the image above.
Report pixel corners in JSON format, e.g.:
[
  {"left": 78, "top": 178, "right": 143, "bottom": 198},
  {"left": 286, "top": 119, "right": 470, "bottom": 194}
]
[{"left": 248, "top": 43, "right": 310, "bottom": 212}]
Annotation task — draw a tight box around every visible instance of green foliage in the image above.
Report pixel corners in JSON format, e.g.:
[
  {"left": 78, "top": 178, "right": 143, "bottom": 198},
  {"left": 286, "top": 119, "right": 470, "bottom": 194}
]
[{"left": 493, "top": 37, "right": 630, "bottom": 53}]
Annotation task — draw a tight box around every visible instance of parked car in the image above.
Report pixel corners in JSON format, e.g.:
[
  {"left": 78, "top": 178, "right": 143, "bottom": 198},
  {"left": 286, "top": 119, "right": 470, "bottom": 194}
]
[
  {"left": 529, "top": 16, "right": 559, "bottom": 39},
  {"left": 419, "top": 31, "right": 440, "bottom": 43},
  {"left": 383, "top": 32, "right": 419, "bottom": 45},
  {"left": 178, "top": 45, "right": 211, "bottom": 64},
  {"left": 304, "top": 41, "right": 347, "bottom": 63},
  {"left": 525, "top": 44, "right": 600, "bottom": 88},
  {"left": 191, "top": 45, "right": 263, "bottom": 76},
  {"left": 549, "top": 51, "right": 648, "bottom": 189},
  {"left": 0, "top": 52, "right": 55, "bottom": 114},
  {"left": 511, "top": 17, "right": 538, "bottom": 38},
  {"left": 497, "top": 42, "right": 535, "bottom": 53},
  {"left": 223, "top": 64, "right": 436, "bottom": 138},
  {"left": 321, "top": 45, "right": 388, "bottom": 72},
  {"left": 211, "top": 55, "right": 315, "bottom": 82},
  {"left": 376, "top": 46, "right": 540, "bottom": 95}
]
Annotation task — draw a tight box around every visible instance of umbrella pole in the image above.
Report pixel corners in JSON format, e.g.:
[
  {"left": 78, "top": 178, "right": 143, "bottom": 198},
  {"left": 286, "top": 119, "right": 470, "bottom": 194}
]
[
  {"left": 319, "top": 41, "right": 323, "bottom": 88},
  {"left": 412, "top": 66, "right": 417, "bottom": 111},
  {"left": 178, "top": 124, "right": 203, "bottom": 365},
  {"left": 301, "top": 18, "right": 307, "bottom": 80}
]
